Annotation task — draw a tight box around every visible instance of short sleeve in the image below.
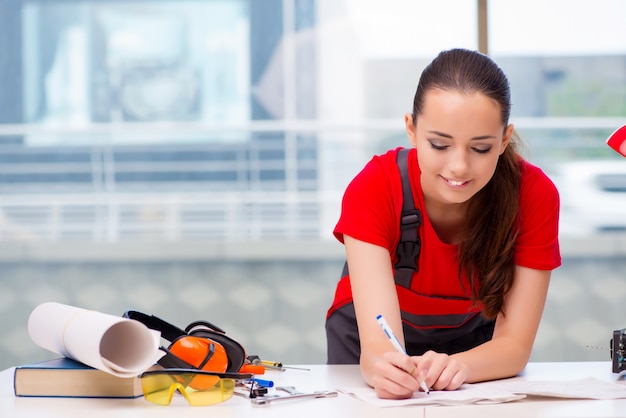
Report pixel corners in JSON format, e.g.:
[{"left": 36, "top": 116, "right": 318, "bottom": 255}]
[
  {"left": 514, "top": 162, "right": 562, "bottom": 270},
  {"left": 333, "top": 149, "right": 404, "bottom": 252}
]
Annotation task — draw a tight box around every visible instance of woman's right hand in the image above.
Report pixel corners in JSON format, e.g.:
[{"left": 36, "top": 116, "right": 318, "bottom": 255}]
[{"left": 370, "top": 351, "right": 424, "bottom": 399}]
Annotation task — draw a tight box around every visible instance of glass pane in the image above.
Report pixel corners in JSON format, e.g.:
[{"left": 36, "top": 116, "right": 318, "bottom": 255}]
[
  {"left": 487, "top": 0, "right": 626, "bottom": 237},
  {"left": 489, "top": 0, "right": 626, "bottom": 56},
  {"left": 22, "top": 1, "right": 249, "bottom": 129}
]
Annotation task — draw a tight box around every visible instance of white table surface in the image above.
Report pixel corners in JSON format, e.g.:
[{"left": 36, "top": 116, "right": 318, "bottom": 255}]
[{"left": 1, "top": 361, "right": 625, "bottom": 417}]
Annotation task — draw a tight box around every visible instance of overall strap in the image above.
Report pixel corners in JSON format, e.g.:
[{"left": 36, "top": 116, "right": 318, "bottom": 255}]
[{"left": 394, "top": 148, "right": 421, "bottom": 288}]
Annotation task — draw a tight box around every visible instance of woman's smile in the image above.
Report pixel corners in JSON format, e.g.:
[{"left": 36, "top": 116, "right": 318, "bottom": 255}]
[{"left": 441, "top": 175, "right": 471, "bottom": 188}]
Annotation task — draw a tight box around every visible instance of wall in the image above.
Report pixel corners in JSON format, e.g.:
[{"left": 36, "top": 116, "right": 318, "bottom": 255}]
[{"left": 0, "top": 236, "right": 624, "bottom": 371}]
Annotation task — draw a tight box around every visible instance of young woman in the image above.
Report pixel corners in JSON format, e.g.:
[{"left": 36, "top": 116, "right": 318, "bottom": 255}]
[{"left": 325, "top": 48, "right": 561, "bottom": 399}]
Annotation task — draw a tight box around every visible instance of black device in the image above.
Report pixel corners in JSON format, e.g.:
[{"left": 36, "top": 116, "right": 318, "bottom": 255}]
[{"left": 611, "top": 328, "right": 626, "bottom": 373}]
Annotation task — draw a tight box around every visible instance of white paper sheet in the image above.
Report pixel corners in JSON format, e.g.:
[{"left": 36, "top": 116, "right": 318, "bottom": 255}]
[
  {"left": 475, "top": 376, "right": 626, "bottom": 400},
  {"left": 27, "top": 302, "right": 163, "bottom": 378},
  {"left": 339, "top": 386, "right": 526, "bottom": 407},
  {"left": 341, "top": 376, "right": 626, "bottom": 407}
]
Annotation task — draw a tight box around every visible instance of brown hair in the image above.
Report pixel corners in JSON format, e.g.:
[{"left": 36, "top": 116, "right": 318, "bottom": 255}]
[{"left": 411, "top": 48, "right": 522, "bottom": 319}]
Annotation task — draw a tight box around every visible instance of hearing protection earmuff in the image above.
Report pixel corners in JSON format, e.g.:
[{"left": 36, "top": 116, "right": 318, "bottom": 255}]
[{"left": 123, "top": 310, "right": 246, "bottom": 374}]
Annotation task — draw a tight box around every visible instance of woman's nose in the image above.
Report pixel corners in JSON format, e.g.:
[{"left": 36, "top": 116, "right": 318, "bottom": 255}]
[{"left": 448, "top": 148, "right": 470, "bottom": 176}]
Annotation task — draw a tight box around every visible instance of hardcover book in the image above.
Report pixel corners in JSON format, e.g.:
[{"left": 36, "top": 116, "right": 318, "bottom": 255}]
[{"left": 13, "top": 357, "right": 144, "bottom": 398}]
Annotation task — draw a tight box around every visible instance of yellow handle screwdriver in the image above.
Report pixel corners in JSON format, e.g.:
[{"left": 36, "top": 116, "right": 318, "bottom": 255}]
[{"left": 259, "top": 360, "right": 310, "bottom": 371}]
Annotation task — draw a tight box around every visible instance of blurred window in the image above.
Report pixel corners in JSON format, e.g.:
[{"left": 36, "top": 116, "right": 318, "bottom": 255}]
[{"left": 0, "top": 0, "right": 625, "bottom": 241}]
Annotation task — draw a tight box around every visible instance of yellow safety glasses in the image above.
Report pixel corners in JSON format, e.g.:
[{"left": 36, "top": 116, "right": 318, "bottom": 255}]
[{"left": 140, "top": 368, "right": 252, "bottom": 406}]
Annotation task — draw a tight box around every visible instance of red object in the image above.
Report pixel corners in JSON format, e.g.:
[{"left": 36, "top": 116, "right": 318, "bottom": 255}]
[
  {"left": 607, "top": 125, "right": 626, "bottom": 157},
  {"left": 239, "top": 364, "right": 265, "bottom": 374}
]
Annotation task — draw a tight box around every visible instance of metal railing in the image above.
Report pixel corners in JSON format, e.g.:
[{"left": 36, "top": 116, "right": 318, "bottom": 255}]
[{"left": 0, "top": 118, "right": 624, "bottom": 243}]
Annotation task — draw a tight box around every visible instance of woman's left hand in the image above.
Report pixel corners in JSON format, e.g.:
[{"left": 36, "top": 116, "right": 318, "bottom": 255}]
[{"left": 412, "top": 351, "right": 469, "bottom": 391}]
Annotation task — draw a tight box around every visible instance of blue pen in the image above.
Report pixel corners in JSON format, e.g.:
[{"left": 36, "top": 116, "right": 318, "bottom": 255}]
[
  {"left": 376, "top": 314, "right": 430, "bottom": 394},
  {"left": 250, "top": 377, "right": 274, "bottom": 388}
]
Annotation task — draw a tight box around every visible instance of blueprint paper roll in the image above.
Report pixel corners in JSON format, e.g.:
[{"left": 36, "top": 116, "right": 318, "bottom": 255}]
[{"left": 27, "top": 302, "right": 163, "bottom": 377}]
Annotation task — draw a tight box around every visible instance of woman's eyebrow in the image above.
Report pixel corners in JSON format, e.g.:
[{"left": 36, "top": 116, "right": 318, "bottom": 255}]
[
  {"left": 427, "top": 130, "right": 453, "bottom": 138},
  {"left": 427, "top": 130, "right": 496, "bottom": 141}
]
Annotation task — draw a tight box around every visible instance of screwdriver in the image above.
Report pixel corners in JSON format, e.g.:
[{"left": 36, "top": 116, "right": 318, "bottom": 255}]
[{"left": 257, "top": 359, "right": 310, "bottom": 371}]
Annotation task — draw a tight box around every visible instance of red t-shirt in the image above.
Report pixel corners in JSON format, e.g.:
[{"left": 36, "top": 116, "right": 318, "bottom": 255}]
[{"left": 330, "top": 147, "right": 561, "bottom": 318}]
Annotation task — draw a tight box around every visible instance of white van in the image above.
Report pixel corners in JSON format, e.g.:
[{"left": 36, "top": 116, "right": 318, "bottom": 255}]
[{"left": 548, "top": 160, "right": 626, "bottom": 236}]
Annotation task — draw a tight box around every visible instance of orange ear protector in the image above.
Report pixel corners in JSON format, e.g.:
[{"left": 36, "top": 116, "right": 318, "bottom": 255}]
[
  {"left": 123, "top": 310, "right": 246, "bottom": 374},
  {"left": 167, "top": 334, "right": 228, "bottom": 373}
]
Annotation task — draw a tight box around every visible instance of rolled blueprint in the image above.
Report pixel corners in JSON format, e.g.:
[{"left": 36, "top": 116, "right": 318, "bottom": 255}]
[{"left": 28, "top": 302, "right": 163, "bottom": 377}]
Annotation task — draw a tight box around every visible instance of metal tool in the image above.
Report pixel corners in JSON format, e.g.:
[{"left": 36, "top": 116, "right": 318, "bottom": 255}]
[
  {"left": 250, "top": 359, "right": 310, "bottom": 371},
  {"left": 250, "top": 390, "right": 338, "bottom": 407},
  {"left": 276, "top": 386, "right": 302, "bottom": 395}
]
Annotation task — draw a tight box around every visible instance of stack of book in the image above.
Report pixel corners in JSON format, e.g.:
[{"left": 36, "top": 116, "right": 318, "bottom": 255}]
[{"left": 13, "top": 357, "right": 143, "bottom": 398}]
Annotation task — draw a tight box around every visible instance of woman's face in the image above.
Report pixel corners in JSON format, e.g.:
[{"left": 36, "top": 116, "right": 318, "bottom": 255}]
[{"left": 405, "top": 88, "right": 513, "bottom": 208}]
